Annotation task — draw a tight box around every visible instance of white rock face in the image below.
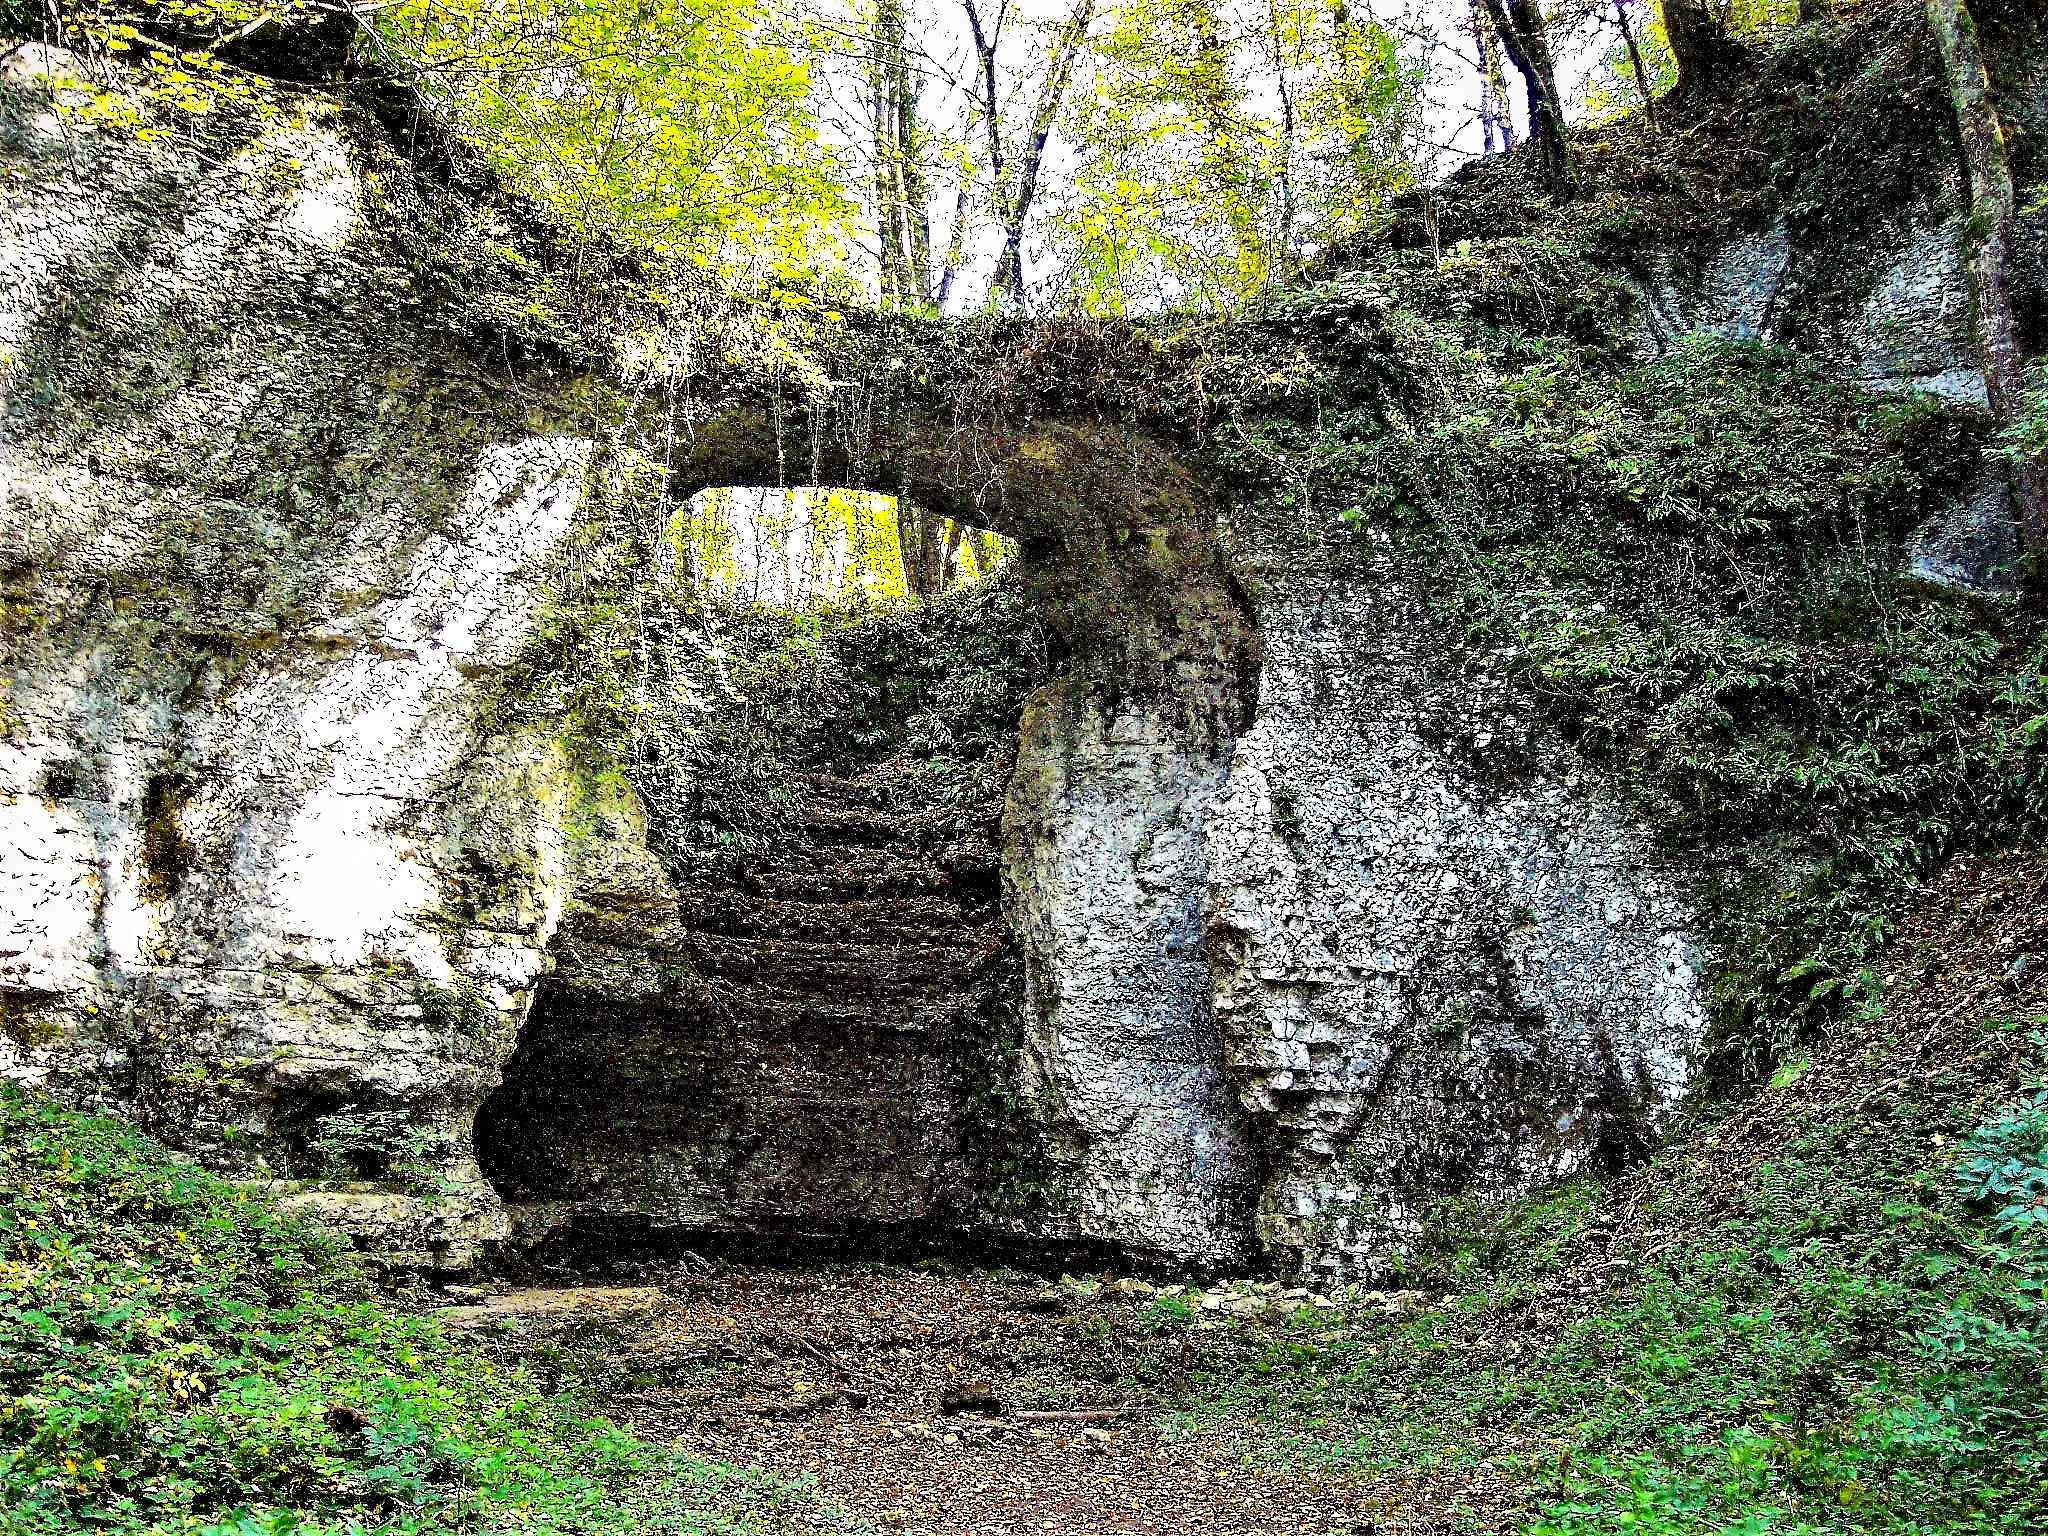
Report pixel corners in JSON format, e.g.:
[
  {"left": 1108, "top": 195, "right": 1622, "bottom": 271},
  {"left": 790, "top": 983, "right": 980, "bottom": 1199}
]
[
  {"left": 1204, "top": 563, "right": 1701, "bottom": 1277},
  {"left": 1005, "top": 686, "right": 1259, "bottom": 1265},
  {"left": 0, "top": 438, "right": 588, "bottom": 1262},
  {"left": 0, "top": 90, "right": 596, "bottom": 1267},
  {"left": 1636, "top": 219, "right": 1795, "bottom": 351},
  {"left": 1848, "top": 218, "right": 1985, "bottom": 407},
  {"left": 997, "top": 524, "right": 1708, "bottom": 1277},
  {"left": 1629, "top": 200, "right": 2017, "bottom": 596}
]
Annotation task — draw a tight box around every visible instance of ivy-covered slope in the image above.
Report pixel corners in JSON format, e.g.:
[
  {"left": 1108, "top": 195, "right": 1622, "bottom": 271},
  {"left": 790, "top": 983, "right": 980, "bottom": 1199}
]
[{"left": 0, "top": 1084, "right": 828, "bottom": 1534}]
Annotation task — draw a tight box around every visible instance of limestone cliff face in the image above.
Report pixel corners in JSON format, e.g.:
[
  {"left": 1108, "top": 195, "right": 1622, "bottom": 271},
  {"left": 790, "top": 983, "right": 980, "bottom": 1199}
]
[
  {"left": 1000, "top": 508, "right": 1263, "bottom": 1267},
  {"left": 1204, "top": 527, "right": 1699, "bottom": 1278},
  {"left": 1627, "top": 190, "right": 2032, "bottom": 595},
  {"left": 1003, "top": 686, "right": 1256, "bottom": 1266},
  {"left": 0, "top": 60, "right": 604, "bottom": 1266},
  {"left": 0, "top": 52, "right": 2018, "bottom": 1279},
  {"left": 983, "top": 471, "right": 1706, "bottom": 1277}
]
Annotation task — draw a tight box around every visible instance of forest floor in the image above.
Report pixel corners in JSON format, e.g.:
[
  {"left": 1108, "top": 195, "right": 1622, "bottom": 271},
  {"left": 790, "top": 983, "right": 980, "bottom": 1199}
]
[
  {"left": 5, "top": 852, "right": 2040, "bottom": 1536},
  {"left": 444, "top": 1266, "right": 1487, "bottom": 1536}
]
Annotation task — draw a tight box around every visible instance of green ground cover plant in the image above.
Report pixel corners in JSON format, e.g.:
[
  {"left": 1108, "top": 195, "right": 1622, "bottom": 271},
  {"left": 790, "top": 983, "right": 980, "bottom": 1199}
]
[{"left": 0, "top": 1084, "right": 828, "bottom": 1536}]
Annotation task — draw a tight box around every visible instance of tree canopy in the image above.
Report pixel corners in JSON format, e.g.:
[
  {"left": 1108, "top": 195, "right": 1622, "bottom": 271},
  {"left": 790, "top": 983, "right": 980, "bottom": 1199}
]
[{"left": 11, "top": 0, "right": 2000, "bottom": 323}]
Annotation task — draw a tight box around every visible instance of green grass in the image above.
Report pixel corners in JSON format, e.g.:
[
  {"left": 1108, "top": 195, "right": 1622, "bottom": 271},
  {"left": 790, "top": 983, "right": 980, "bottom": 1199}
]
[{"left": 0, "top": 1084, "right": 830, "bottom": 1536}]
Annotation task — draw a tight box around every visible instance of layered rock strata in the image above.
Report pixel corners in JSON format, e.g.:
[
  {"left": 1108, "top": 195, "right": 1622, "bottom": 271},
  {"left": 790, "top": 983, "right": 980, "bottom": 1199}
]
[{"left": 477, "top": 766, "right": 1025, "bottom": 1246}]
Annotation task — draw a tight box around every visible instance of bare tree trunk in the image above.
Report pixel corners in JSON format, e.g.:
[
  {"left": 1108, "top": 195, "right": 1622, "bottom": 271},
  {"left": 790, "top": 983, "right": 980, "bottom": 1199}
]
[
  {"left": 918, "top": 507, "right": 943, "bottom": 593},
  {"left": 935, "top": 176, "right": 973, "bottom": 309},
  {"left": 869, "top": 0, "right": 908, "bottom": 303},
  {"left": 991, "top": 0, "right": 1096, "bottom": 309},
  {"left": 964, "top": 0, "right": 1007, "bottom": 194},
  {"left": 1615, "top": 0, "right": 1659, "bottom": 126},
  {"left": 1482, "top": 2, "right": 1515, "bottom": 151},
  {"left": 1482, "top": 0, "right": 1569, "bottom": 188},
  {"left": 956, "top": 0, "right": 1008, "bottom": 305},
  {"left": 871, "top": 95, "right": 898, "bottom": 301},
  {"left": 1662, "top": 0, "right": 1740, "bottom": 92},
  {"left": 1928, "top": 0, "right": 2048, "bottom": 553},
  {"left": 939, "top": 518, "right": 966, "bottom": 590},
  {"left": 1467, "top": 0, "right": 1514, "bottom": 154},
  {"left": 1265, "top": 0, "right": 1297, "bottom": 264},
  {"left": 1185, "top": 0, "right": 1263, "bottom": 286},
  {"left": 894, "top": 499, "right": 934, "bottom": 596},
  {"left": 892, "top": 23, "right": 931, "bottom": 301}
]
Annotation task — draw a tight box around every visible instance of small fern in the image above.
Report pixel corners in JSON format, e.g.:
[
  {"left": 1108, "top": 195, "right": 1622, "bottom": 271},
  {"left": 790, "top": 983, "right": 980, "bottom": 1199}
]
[{"left": 1958, "top": 1088, "right": 2048, "bottom": 1237}]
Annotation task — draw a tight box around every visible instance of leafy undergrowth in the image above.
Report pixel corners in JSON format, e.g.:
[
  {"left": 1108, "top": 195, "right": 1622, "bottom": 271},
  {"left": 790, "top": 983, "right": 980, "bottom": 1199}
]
[
  {"left": 0, "top": 1087, "right": 831, "bottom": 1535},
  {"left": 1169, "top": 852, "right": 2048, "bottom": 1534}
]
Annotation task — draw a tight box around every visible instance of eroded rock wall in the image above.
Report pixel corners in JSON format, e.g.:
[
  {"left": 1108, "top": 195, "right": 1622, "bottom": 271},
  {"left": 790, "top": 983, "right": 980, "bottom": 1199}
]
[
  {"left": 1206, "top": 524, "right": 1701, "bottom": 1279},
  {"left": 0, "top": 72, "right": 1721, "bottom": 1279},
  {"left": 1005, "top": 680, "right": 1259, "bottom": 1266},
  {"left": 994, "top": 489, "right": 1707, "bottom": 1279},
  {"left": 11, "top": 34, "right": 2024, "bottom": 1283},
  {"left": 0, "top": 67, "right": 614, "bottom": 1265},
  {"left": 475, "top": 714, "right": 1039, "bottom": 1249}
]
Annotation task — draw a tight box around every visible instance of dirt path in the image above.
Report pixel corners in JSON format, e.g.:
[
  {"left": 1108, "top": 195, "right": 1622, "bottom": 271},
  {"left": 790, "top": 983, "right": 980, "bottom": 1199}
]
[{"left": 446, "top": 1265, "right": 1418, "bottom": 1536}]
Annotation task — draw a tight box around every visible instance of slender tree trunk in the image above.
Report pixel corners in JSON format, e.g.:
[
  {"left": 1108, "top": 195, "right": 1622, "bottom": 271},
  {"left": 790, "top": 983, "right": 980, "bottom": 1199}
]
[
  {"left": 1662, "top": 0, "right": 1740, "bottom": 92},
  {"left": 935, "top": 177, "right": 972, "bottom": 308},
  {"left": 894, "top": 499, "right": 918, "bottom": 596},
  {"left": 919, "top": 509, "right": 943, "bottom": 593},
  {"left": 869, "top": 0, "right": 909, "bottom": 303},
  {"left": 964, "top": 0, "right": 1007, "bottom": 195},
  {"left": 1467, "top": 0, "right": 1506, "bottom": 155},
  {"left": 1265, "top": 0, "right": 1297, "bottom": 265},
  {"left": 1927, "top": 0, "right": 2048, "bottom": 552},
  {"left": 939, "top": 519, "right": 966, "bottom": 589},
  {"left": 1614, "top": 0, "right": 1659, "bottom": 126},
  {"left": 1477, "top": 0, "right": 1516, "bottom": 151},
  {"left": 1482, "top": 0, "right": 1569, "bottom": 188},
  {"left": 991, "top": 0, "right": 1096, "bottom": 309},
  {"left": 891, "top": 24, "right": 931, "bottom": 300},
  {"left": 1187, "top": 0, "right": 1263, "bottom": 289},
  {"left": 958, "top": 0, "right": 1007, "bottom": 305},
  {"left": 865, "top": 0, "right": 932, "bottom": 305},
  {"left": 895, "top": 499, "right": 938, "bottom": 596},
  {"left": 965, "top": 526, "right": 1001, "bottom": 578}
]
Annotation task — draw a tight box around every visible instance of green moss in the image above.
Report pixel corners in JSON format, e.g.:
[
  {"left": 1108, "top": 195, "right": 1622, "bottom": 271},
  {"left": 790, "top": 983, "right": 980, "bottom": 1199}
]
[
  {"left": 0, "top": 1082, "right": 826, "bottom": 1535},
  {"left": 413, "top": 974, "right": 497, "bottom": 1043},
  {"left": 0, "top": 993, "right": 60, "bottom": 1050}
]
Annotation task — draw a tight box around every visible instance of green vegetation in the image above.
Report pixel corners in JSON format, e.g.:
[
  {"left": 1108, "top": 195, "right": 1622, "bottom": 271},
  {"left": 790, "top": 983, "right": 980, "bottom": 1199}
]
[
  {"left": 375, "top": 0, "right": 852, "bottom": 286},
  {"left": 0, "top": 1085, "right": 823, "bottom": 1535},
  {"left": 1426, "top": 340, "right": 2042, "bottom": 1073},
  {"left": 6, "top": 7, "right": 2047, "bottom": 1536}
]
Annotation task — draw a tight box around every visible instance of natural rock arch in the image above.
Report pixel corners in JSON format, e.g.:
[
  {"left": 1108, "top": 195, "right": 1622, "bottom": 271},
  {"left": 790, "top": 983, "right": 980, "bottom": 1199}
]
[{"left": 0, "top": 74, "right": 1706, "bottom": 1278}]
